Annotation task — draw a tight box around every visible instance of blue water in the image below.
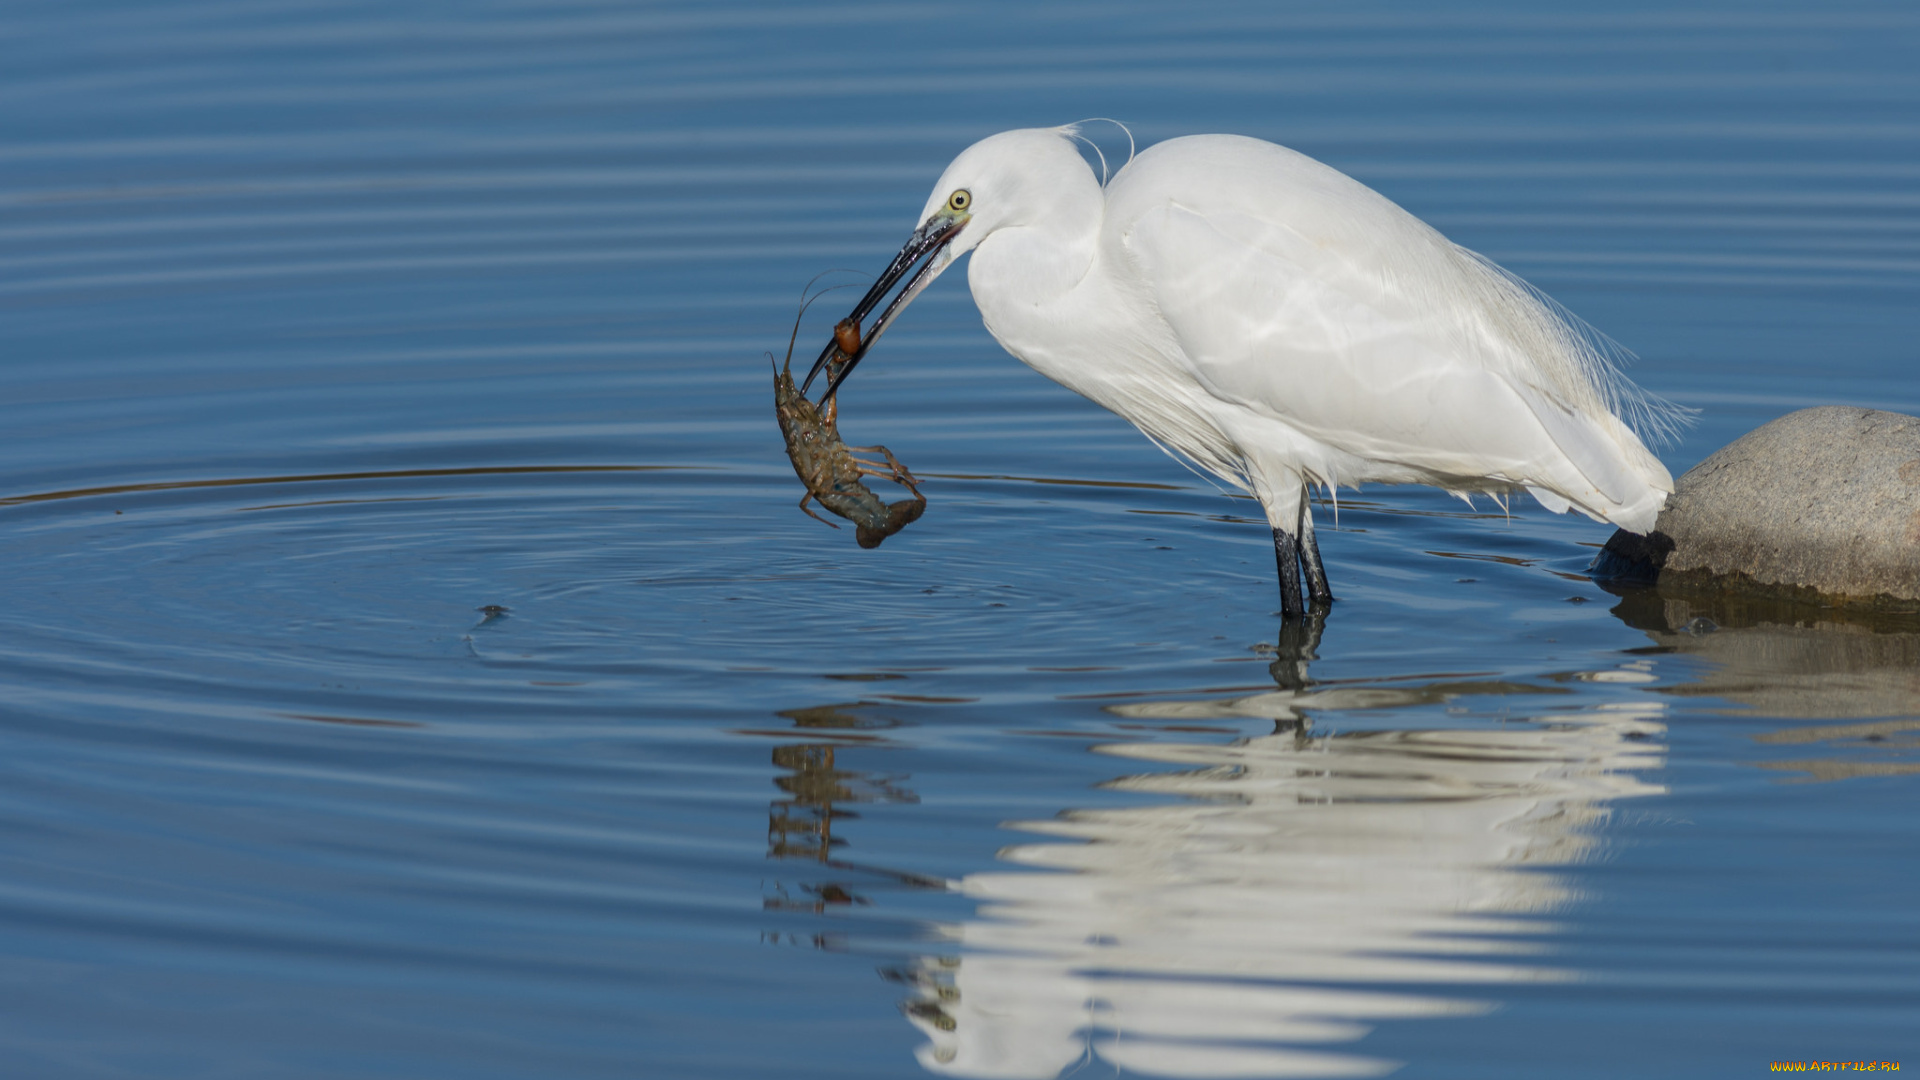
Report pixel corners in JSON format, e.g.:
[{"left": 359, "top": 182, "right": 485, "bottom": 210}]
[{"left": 2, "top": 2, "right": 1918, "bottom": 1077}]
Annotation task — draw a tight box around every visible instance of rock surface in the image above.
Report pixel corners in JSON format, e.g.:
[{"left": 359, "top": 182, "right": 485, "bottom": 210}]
[{"left": 1596, "top": 406, "right": 1920, "bottom": 603}]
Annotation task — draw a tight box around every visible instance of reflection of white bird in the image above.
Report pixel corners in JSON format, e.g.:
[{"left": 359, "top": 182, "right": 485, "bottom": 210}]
[
  {"left": 899, "top": 694, "right": 1669, "bottom": 1079},
  {"left": 808, "top": 126, "right": 1682, "bottom": 615}
]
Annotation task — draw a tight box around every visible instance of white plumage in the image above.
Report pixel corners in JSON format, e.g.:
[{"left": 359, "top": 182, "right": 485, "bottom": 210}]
[{"left": 816, "top": 126, "right": 1682, "bottom": 610}]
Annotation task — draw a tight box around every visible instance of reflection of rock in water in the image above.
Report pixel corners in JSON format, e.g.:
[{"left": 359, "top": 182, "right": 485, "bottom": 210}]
[
  {"left": 898, "top": 693, "right": 1667, "bottom": 1079},
  {"left": 1610, "top": 587, "right": 1920, "bottom": 720}
]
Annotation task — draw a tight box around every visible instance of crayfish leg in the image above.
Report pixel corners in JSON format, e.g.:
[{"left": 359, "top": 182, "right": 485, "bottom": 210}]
[
  {"left": 849, "top": 462, "right": 920, "bottom": 496},
  {"left": 797, "top": 493, "right": 840, "bottom": 528},
  {"left": 845, "top": 444, "right": 918, "bottom": 487}
]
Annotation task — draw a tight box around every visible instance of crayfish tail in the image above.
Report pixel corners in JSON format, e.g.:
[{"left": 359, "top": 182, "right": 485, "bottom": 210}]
[{"left": 853, "top": 498, "right": 927, "bottom": 549}]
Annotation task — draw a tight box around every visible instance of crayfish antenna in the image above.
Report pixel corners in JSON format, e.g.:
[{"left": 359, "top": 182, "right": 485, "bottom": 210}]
[{"left": 782, "top": 271, "right": 868, "bottom": 374}]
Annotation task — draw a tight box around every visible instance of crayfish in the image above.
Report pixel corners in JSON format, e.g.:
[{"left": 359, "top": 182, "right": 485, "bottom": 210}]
[{"left": 773, "top": 314, "right": 925, "bottom": 549}]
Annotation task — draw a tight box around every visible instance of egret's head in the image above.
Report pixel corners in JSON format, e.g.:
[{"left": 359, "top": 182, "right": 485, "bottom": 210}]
[
  {"left": 802, "top": 127, "right": 1092, "bottom": 400},
  {"left": 918, "top": 127, "right": 1094, "bottom": 259}
]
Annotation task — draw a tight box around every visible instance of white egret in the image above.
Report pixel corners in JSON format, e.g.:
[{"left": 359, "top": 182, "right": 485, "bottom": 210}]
[{"left": 804, "top": 126, "right": 1681, "bottom": 617}]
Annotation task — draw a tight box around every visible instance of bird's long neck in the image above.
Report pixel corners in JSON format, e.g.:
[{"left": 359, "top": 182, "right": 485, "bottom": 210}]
[
  {"left": 967, "top": 172, "right": 1103, "bottom": 318},
  {"left": 962, "top": 159, "right": 1239, "bottom": 484}
]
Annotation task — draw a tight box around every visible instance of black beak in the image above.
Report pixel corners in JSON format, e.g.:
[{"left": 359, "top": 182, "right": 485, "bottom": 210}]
[{"left": 800, "top": 215, "right": 966, "bottom": 401}]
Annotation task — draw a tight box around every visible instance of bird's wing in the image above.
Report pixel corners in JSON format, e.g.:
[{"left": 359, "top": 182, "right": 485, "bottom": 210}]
[{"left": 1120, "top": 199, "right": 1649, "bottom": 515}]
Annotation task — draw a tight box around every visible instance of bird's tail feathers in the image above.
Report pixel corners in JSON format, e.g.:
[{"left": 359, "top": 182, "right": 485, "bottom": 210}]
[
  {"left": 1508, "top": 380, "right": 1672, "bottom": 535},
  {"left": 1456, "top": 247, "right": 1696, "bottom": 448}
]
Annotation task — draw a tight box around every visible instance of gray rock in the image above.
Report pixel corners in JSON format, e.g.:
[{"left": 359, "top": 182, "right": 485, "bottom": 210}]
[{"left": 1596, "top": 406, "right": 1920, "bottom": 604}]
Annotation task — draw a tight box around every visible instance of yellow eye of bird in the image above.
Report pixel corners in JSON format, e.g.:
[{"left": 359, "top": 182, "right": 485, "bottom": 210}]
[{"left": 948, "top": 189, "right": 971, "bottom": 212}]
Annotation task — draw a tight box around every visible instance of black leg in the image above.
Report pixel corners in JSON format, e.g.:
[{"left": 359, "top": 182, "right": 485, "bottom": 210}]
[
  {"left": 1297, "top": 493, "right": 1334, "bottom": 607},
  {"left": 1272, "top": 525, "right": 1304, "bottom": 619}
]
